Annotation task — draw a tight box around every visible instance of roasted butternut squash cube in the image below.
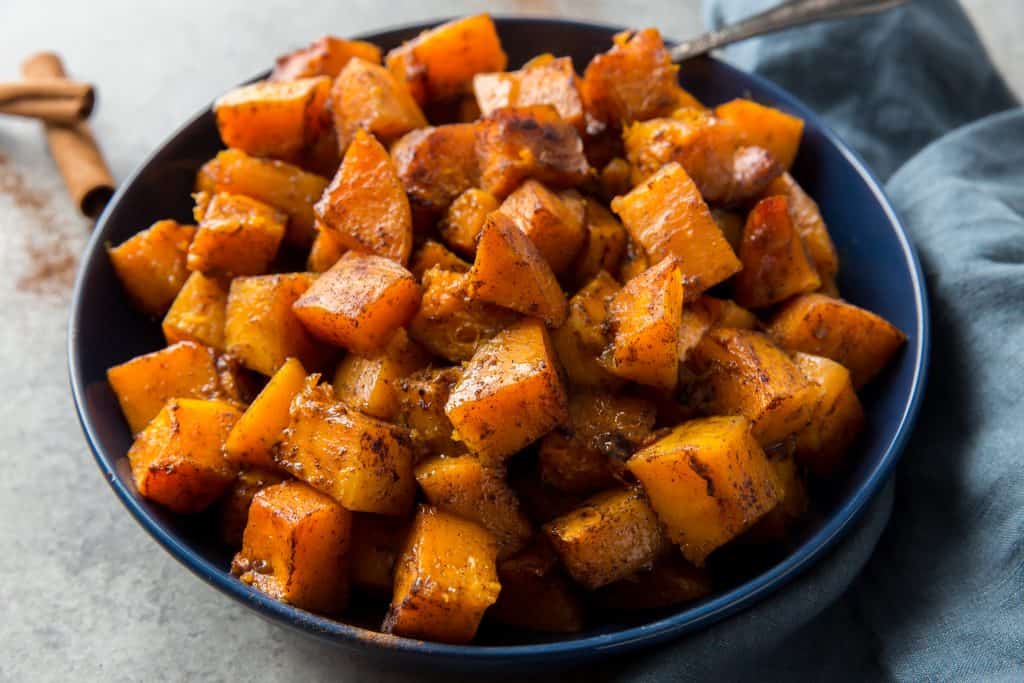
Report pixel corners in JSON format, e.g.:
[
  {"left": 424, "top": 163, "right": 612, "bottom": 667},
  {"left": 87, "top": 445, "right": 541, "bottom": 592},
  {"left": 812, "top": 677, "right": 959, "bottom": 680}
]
[
  {"left": 494, "top": 180, "right": 586, "bottom": 275},
  {"left": 214, "top": 77, "right": 331, "bottom": 159},
  {"left": 599, "top": 157, "right": 633, "bottom": 200},
  {"left": 127, "top": 398, "right": 242, "bottom": 513},
  {"left": 383, "top": 505, "right": 501, "bottom": 644},
  {"left": 570, "top": 199, "right": 628, "bottom": 288},
  {"left": 162, "top": 272, "right": 229, "bottom": 351},
  {"left": 187, "top": 192, "right": 286, "bottom": 276},
  {"left": 734, "top": 196, "right": 821, "bottom": 309},
  {"left": 408, "top": 268, "right": 519, "bottom": 362},
  {"left": 701, "top": 296, "right": 758, "bottom": 330},
  {"left": 475, "top": 105, "right": 590, "bottom": 197},
  {"left": 315, "top": 128, "right": 413, "bottom": 265},
  {"left": 108, "top": 341, "right": 223, "bottom": 434},
  {"left": 677, "top": 298, "right": 717, "bottom": 364},
  {"left": 271, "top": 35, "right": 382, "bottom": 82},
  {"left": 350, "top": 513, "right": 408, "bottom": 592},
  {"left": 195, "top": 149, "right": 328, "bottom": 247},
  {"left": 596, "top": 553, "right": 712, "bottom": 610},
  {"left": 225, "top": 357, "right": 308, "bottom": 469},
  {"left": 552, "top": 270, "right": 622, "bottom": 390},
  {"left": 386, "top": 14, "right": 507, "bottom": 105},
  {"left": 628, "top": 416, "right": 779, "bottom": 565},
  {"left": 414, "top": 455, "right": 532, "bottom": 559},
  {"left": 468, "top": 213, "right": 567, "bottom": 326},
  {"left": 108, "top": 219, "right": 195, "bottom": 316},
  {"left": 689, "top": 328, "right": 816, "bottom": 445},
  {"left": 611, "top": 163, "right": 741, "bottom": 294},
  {"left": 768, "top": 294, "right": 907, "bottom": 388},
  {"left": 474, "top": 55, "right": 584, "bottom": 130},
  {"left": 306, "top": 227, "right": 346, "bottom": 272},
  {"left": 395, "top": 366, "right": 466, "bottom": 459},
  {"left": 601, "top": 256, "right": 684, "bottom": 391},
  {"left": 543, "top": 488, "right": 663, "bottom": 589},
  {"left": 446, "top": 318, "right": 568, "bottom": 462},
  {"left": 219, "top": 468, "right": 289, "bottom": 546},
  {"left": 277, "top": 378, "right": 416, "bottom": 515},
  {"left": 410, "top": 239, "right": 470, "bottom": 280},
  {"left": 292, "top": 252, "right": 421, "bottom": 354},
  {"left": 391, "top": 123, "right": 478, "bottom": 216},
  {"left": 792, "top": 353, "right": 865, "bottom": 477},
  {"left": 438, "top": 188, "right": 499, "bottom": 257},
  {"left": 745, "top": 454, "right": 809, "bottom": 543},
  {"left": 231, "top": 480, "right": 352, "bottom": 613},
  {"left": 332, "top": 329, "right": 429, "bottom": 420},
  {"left": 715, "top": 98, "right": 804, "bottom": 170},
  {"left": 330, "top": 57, "right": 426, "bottom": 152},
  {"left": 490, "top": 541, "right": 584, "bottom": 633},
  {"left": 764, "top": 173, "right": 839, "bottom": 279}
]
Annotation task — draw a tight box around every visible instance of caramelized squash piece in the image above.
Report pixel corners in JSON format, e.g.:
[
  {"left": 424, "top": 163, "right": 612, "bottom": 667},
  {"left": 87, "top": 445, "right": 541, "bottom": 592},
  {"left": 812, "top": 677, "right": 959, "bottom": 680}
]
[
  {"left": 332, "top": 329, "right": 429, "bottom": 420},
  {"left": 214, "top": 77, "right": 331, "bottom": 159},
  {"left": 599, "top": 157, "right": 633, "bottom": 200},
  {"left": 306, "top": 227, "right": 346, "bottom": 272},
  {"left": 792, "top": 353, "right": 865, "bottom": 477},
  {"left": 219, "top": 468, "right": 289, "bottom": 546},
  {"left": 384, "top": 505, "right": 500, "bottom": 644},
  {"left": 446, "top": 318, "right": 568, "bottom": 462},
  {"left": 734, "top": 196, "right": 821, "bottom": 309},
  {"left": 394, "top": 366, "right": 466, "bottom": 459},
  {"left": 271, "top": 35, "right": 382, "bottom": 81},
  {"left": 232, "top": 481, "right": 352, "bottom": 613},
  {"left": 490, "top": 540, "right": 585, "bottom": 633},
  {"left": 474, "top": 55, "right": 584, "bottom": 129},
  {"left": 768, "top": 294, "right": 907, "bottom": 388},
  {"left": 315, "top": 128, "right": 413, "bottom": 265},
  {"left": 611, "top": 163, "right": 740, "bottom": 294},
  {"left": 277, "top": 378, "right": 416, "bottom": 516},
  {"left": 701, "top": 296, "right": 758, "bottom": 330},
  {"left": 330, "top": 57, "right": 427, "bottom": 151},
  {"left": 543, "top": 488, "right": 663, "bottom": 589},
  {"left": 225, "top": 357, "right": 307, "bottom": 470},
  {"left": 108, "top": 219, "right": 195, "bottom": 316},
  {"left": 494, "top": 180, "right": 586, "bottom": 275},
  {"left": 596, "top": 553, "right": 713, "bottom": 610},
  {"left": 349, "top": 513, "right": 408, "bottom": 592},
  {"left": 764, "top": 173, "right": 839, "bottom": 279},
  {"left": 162, "top": 272, "right": 229, "bottom": 351},
  {"left": 570, "top": 198, "right": 628, "bottom": 288},
  {"left": 715, "top": 99, "right": 805, "bottom": 170},
  {"left": 628, "top": 416, "right": 779, "bottom": 565},
  {"left": 552, "top": 270, "right": 622, "bottom": 390},
  {"left": 745, "top": 454, "right": 810, "bottom": 543},
  {"left": 677, "top": 298, "right": 717, "bottom": 364},
  {"left": 391, "top": 123, "right": 478, "bottom": 216},
  {"left": 410, "top": 240, "right": 470, "bottom": 280},
  {"left": 127, "top": 398, "right": 241, "bottom": 513},
  {"left": 188, "top": 192, "right": 286, "bottom": 276},
  {"left": 439, "top": 188, "right": 499, "bottom": 257}
]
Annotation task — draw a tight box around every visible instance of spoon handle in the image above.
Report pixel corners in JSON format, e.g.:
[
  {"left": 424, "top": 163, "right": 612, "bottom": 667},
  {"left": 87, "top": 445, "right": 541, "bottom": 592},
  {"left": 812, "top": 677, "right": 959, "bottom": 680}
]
[{"left": 670, "top": 0, "right": 911, "bottom": 62}]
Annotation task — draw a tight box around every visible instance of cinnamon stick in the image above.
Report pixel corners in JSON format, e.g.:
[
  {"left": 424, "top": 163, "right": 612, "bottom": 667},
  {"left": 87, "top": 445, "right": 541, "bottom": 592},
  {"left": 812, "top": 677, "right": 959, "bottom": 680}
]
[
  {"left": 21, "top": 53, "right": 115, "bottom": 218},
  {"left": 0, "top": 79, "right": 95, "bottom": 125}
]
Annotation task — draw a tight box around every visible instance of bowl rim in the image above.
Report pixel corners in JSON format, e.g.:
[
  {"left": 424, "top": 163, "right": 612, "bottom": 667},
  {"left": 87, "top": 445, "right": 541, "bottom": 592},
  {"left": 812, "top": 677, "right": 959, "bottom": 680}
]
[{"left": 67, "top": 15, "right": 930, "bottom": 663}]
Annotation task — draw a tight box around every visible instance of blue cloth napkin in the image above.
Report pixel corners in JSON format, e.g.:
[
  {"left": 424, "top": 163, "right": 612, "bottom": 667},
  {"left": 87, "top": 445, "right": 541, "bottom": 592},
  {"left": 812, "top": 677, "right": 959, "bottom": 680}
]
[{"left": 605, "top": 1, "right": 1024, "bottom": 679}]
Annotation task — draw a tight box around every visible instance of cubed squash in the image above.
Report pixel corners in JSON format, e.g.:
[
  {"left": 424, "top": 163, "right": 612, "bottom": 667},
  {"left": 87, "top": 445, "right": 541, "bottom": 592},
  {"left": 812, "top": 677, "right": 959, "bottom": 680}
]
[
  {"left": 438, "top": 188, "right": 499, "bottom": 257},
  {"left": 745, "top": 454, "right": 809, "bottom": 543},
  {"left": 225, "top": 273, "right": 332, "bottom": 376},
  {"left": 271, "top": 35, "right": 382, "bottom": 81},
  {"left": 700, "top": 296, "right": 759, "bottom": 330},
  {"left": 162, "top": 271, "right": 229, "bottom": 351},
  {"left": 494, "top": 180, "right": 586, "bottom": 275},
  {"left": 734, "top": 195, "right": 821, "bottom": 309},
  {"left": 277, "top": 378, "right": 416, "bottom": 516},
  {"left": 383, "top": 505, "right": 501, "bottom": 644},
  {"left": 552, "top": 270, "right": 622, "bottom": 390},
  {"left": 394, "top": 366, "right": 466, "bottom": 459},
  {"left": 598, "top": 157, "right": 633, "bottom": 200},
  {"left": 214, "top": 77, "right": 331, "bottom": 159},
  {"left": 187, "top": 192, "right": 286, "bottom": 276},
  {"left": 467, "top": 213, "right": 567, "bottom": 326},
  {"left": 792, "top": 352, "right": 865, "bottom": 477},
  {"left": 349, "top": 513, "right": 408, "bottom": 592},
  {"left": 330, "top": 58, "right": 427, "bottom": 151},
  {"left": 127, "top": 398, "right": 242, "bottom": 513},
  {"left": 225, "top": 357, "right": 308, "bottom": 470},
  {"left": 410, "top": 239, "right": 470, "bottom": 280},
  {"left": 489, "top": 540, "right": 584, "bottom": 633},
  {"left": 391, "top": 123, "right": 479, "bottom": 216},
  {"left": 386, "top": 14, "right": 507, "bottom": 105},
  {"left": 331, "top": 329, "right": 429, "bottom": 420},
  {"left": 611, "top": 163, "right": 741, "bottom": 294},
  {"left": 601, "top": 256, "right": 684, "bottom": 391},
  {"left": 108, "top": 219, "right": 195, "bottom": 316},
  {"left": 475, "top": 105, "right": 590, "bottom": 197},
  {"left": 768, "top": 294, "right": 907, "bottom": 388},
  {"left": 677, "top": 298, "right": 717, "bottom": 364},
  {"left": 764, "top": 172, "right": 839, "bottom": 279},
  {"left": 715, "top": 98, "right": 804, "bottom": 170},
  {"left": 569, "top": 198, "right": 628, "bottom": 288},
  {"left": 231, "top": 480, "right": 352, "bottom": 613},
  {"left": 543, "top": 487, "right": 663, "bottom": 589},
  {"left": 628, "top": 416, "right": 779, "bottom": 565},
  {"left": 315, "top": 128, "right": 413, "bottom": 265},
  {"left": 306, "top": 227, "right": 347, "bottom": 272},
  {"left": 219, "top": 468, "right": 289, "bottom": 546},
  {"left": 595, "top": 553, "right": 712, "bottom": 610},
  {"left": 414, "top": 455, "right": 532, "bottom": 559},
  {"left": 107, "top": 341, "right": 224, "bottom": 434},
  {"left": 292, "top": 251, "right": 421, "bottom": 354},
  {"left": 473, "top": 55, "right": 584, "bottom": 130}
]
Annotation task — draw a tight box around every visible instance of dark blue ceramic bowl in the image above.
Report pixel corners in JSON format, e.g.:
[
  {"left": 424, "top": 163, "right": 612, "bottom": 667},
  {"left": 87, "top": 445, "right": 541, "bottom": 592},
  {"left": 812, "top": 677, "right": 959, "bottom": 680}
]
[{"left": 68, "top": 16, "right": 929, "bottom": 671}]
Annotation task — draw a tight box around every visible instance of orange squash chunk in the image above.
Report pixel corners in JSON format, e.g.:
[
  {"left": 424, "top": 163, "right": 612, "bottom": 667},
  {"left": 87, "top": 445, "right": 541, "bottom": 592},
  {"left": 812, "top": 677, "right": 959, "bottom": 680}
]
[
  {"left": 570, "top": 198, "right": 628, "bottom": 288},
  {"left": 225, "top": 357, "right": 307, "bottom": 470},
  {"left": 734, "top": 196, "right": 821, "bottom": 309},
  {"left": 187, "top": 192, "right": 286, "bottom": 276},
  {"left": 552, "top": 270, "right": 622, "bottom": 391},
  {"left": 271, "top": 35, "right": 382, "bottom": 81},
  {"left": 232, "top": 481, "right": 352, "bottom": 613},
  {"left": 391, "top": 123, "right": 479, "bottom": 216},
  {"left": 349, "top": 513, "right": 408, "bottom": 593},
  {"left": 596, "top": 554, "right": 712, "bottom": 610},
  {"left": 409, "top": 240, "right": 470, "bottom": 280},
  {"left": 476, "top": 105, "right": 590, "bottom": 197},
  {"left": 306, "top": 227, "right": 347, "bottom": 272},
  {"left": 543, "top": 488, "right": 663, "bottom": 589},
  {"left": 611, "top": 163, "right": 741, "bottom": 294},
  {"left": 677, "top": 298, "right": 717, "bottom": 364},
  {"left": 394, "top": 366, "right": 467, "bottom": 459},
  {"left": 468, "top": 213, "right": 568, "bottom": 326},
  {"left": 330, "top": 58, "right": 427, "bottom": 151},
  {"left": 195, "top": 149, "right": 328, "bottom": 248},
  {"left": 792, "top": 353, "right": 865, "bottom": 477},
  {"left": 446, "top": 318, "right": 568, "bottom": 463},
  {"left": 127, "top": 398, "right": 241, "bottom": 513},
  {"left": 162, "top": 272, "right": 229, "bottom": 351},
  {"left": 107, "top": 341, "right": 223, "bottom": 434},
  {"left": 689, "top": 328, "right": 816, "bottom": 445},
  {"left": 315, "top": 128, "right": 413, "bottom": 265},
  {"left": 494, "top": 180, "right": 586, "bottom": 275},
  {"left": 628, "top": 416, "right": 779, "bottom": 565},
  {"left": 386, "top": 14, "right": 507, "bottom": 105},
  {"left": 599, "top": 157, "right": 633, "bottom": 200},
  {"left": 700, "top": 296, "right": 758, "bottom": 330},
  {"left": 601, "top": 256, "right": 684, "bottom": 391},
  {"left": 715, "top": 98, "right": 804, "bottom": 170},
  {"left": 764, "top": 173, "right": 839, "bottom": 279},
  {"left": 768, "top": 294, "right": 907, "bottom": 387},
  {"left": 219, "top": 468, "right": 289, "bottom": 546},
  {"left": 474, "top": 55, "right": 584, "bottom": 129},
  {"left": 414, "top": 455, "right": 532, "bottom": 559},
  {"left": 332, "top": 329, "right": 429, "bottom": 420},
  {"left": 292, "top": 252, "right": 421, "bottom": 355},
  {"left": 277, "top": 378, "right": 416, "bottom": 516},
  {"left": 108, "top": 219, "right": 195, "bottom": 316},
  {"left": 214, "top": 77, "right": 331, "bottom": 159},
  {"left": 490, "top": 541, "right": 584, "bottom": 633},
  {"left": 439, "top": 188, "right": 499, "bottom": 257}
]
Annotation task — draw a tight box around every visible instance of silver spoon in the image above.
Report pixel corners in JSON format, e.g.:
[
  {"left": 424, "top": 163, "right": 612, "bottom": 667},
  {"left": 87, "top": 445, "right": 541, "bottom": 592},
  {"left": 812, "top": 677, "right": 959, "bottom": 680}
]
[{"left": 670, "top": 0, "right": 912, "bottom": 62}]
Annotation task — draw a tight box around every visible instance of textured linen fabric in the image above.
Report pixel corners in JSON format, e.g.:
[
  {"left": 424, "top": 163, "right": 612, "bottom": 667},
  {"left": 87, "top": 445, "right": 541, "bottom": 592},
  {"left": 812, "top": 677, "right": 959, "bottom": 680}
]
[{"left": 608, "top": 1, "right": 1024, "bottom": 679}]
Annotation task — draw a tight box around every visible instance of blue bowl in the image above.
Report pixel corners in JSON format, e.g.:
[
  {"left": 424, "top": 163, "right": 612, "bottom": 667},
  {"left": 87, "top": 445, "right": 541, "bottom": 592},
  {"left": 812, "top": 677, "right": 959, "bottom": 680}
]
[{"left": 68, "top": 17, "right": 929, "bottom": 671}]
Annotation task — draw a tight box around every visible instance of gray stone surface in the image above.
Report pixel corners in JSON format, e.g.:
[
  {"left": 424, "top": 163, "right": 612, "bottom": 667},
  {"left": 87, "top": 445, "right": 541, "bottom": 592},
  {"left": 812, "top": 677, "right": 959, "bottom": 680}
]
[{"left": 0, "top": 1, "right": 1017, "bottom": 680}]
